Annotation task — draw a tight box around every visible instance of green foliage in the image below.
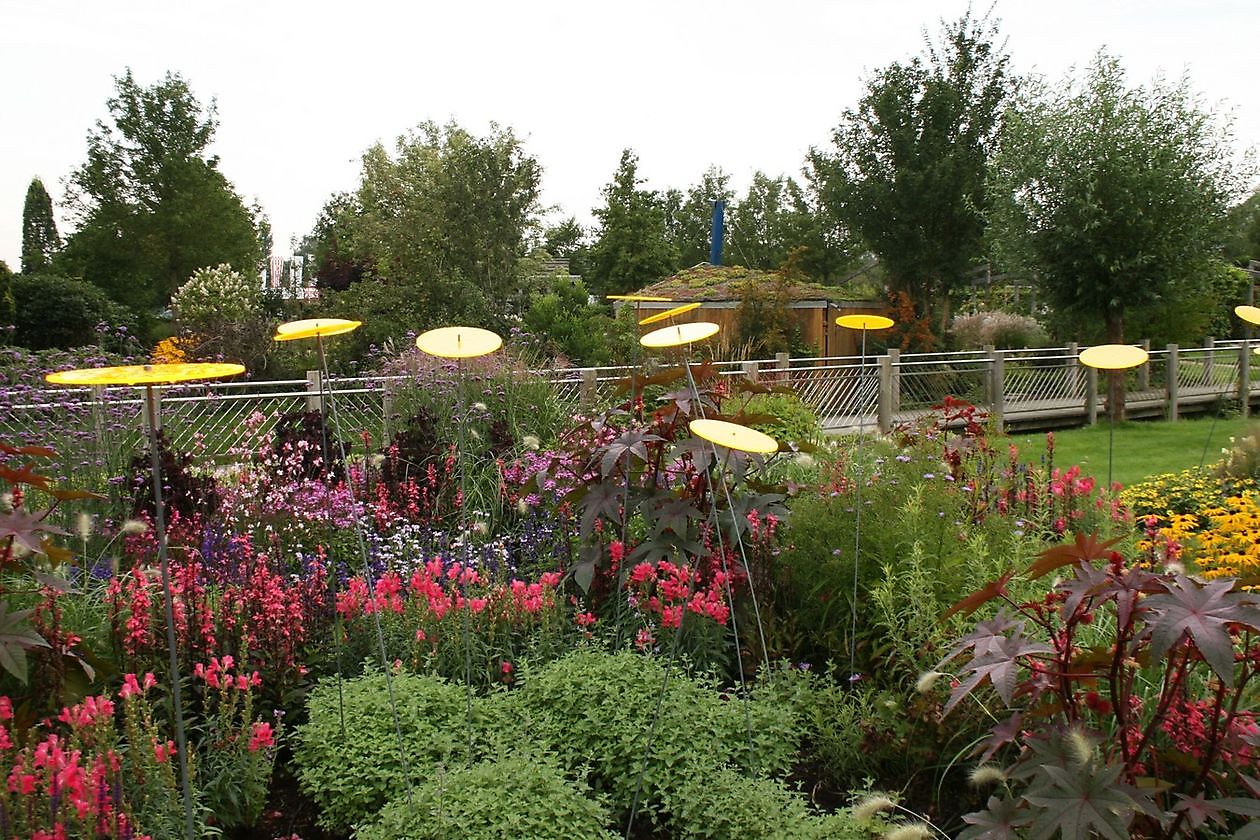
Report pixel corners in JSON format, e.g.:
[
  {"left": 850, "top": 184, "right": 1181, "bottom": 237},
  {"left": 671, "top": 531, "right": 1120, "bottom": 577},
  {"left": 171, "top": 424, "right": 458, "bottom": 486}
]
[
  {"left": 10, "top": 273, "right": 137, "bottom": 350},
  {"left": 0, "top": 260, "right": 12, "bottom": 334},
  {"left": 739, "top": 392, "right": 821, "bottom": 448},
  {"left": 1224, "top": 187, "right": 1260, "bottom": 266},
  {"left": 21, "top": 177, "right": 60, "bottom": 274},
  {"left": 587, "top": 149, "right": 678, "bottom": 296},
  {"left": 1126, "top": 259, "right": 1253, "bottom": 346},
  {"left": 357, "top": 756, "right": 619, "bottom": 840},
  {"left": 808, "top": 11, "right": 1013, "bottom": 333},
  {"left": 734, "top": 273, "right": 809, "bottom": 356},
  {"left": 521, "top": 276, "right": 635, "bottom": 366},
  {"left": 663, "top": 165, "right": 733, "bottom": 268},
  {"left": 513, "top": 649, "right": 804, "bottom": 825},
  {"left": 727, "top": 172, "right": 854, "bottom": 282},
  {"left": 60, "top": 70, "right": 263, "bottom": 319},
  {"left": 665, "top": 767, "right": 847, "bottom": 840},
  {"left": 293, "top": 667, "right": 468, "bottom": 831},
  {"left": 323, "top": 121, "right": 541, "bottom": 334}
]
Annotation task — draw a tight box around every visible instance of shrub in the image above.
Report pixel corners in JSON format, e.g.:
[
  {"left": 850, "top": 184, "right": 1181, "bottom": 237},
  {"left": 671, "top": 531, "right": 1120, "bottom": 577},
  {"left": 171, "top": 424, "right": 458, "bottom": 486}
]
[
  {"left": 357, "top": 755, "right": 619, "bottom": 840},
  {"left": 292, "top": 667, "right": 467, "bottom": 832},
  {"left": 665, "top": 768, "right": 820, "bottom": 840},
  {"left": 10, "top": 273, "right": 137, "bottom": 350},
  {"left": 513, "top": 648, "right": 804, "bottom": 825},
  {"left": 738, "top": 391, "right": 821, "bottom": 448},
  {"left": 170, "top": 263, "right": 275, "bottom": 370},
  {"left": 950, "top": 310, "right": 1048, "bottom": 350}
]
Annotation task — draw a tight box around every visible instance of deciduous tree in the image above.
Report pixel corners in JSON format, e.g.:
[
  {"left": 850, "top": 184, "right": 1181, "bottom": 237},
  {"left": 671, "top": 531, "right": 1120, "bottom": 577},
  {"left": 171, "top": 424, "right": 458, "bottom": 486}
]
[
  {"left": 331, "top": 121, "right": 542, "bottom": 329},
  {"left": 808, "top": 11, "right": 1013, "bottom": 333},
  {"left": 587, "top": 150, "right": 677, "bottom": 296},
  {"left": 60, "top": 70, "right": 264, "bottom": 317},
  {"left": 989, "top": 53, "right": 1244, "bottom": 419},
  {"left": 663, "top": 166, "right": 732, "bottom": 269}
]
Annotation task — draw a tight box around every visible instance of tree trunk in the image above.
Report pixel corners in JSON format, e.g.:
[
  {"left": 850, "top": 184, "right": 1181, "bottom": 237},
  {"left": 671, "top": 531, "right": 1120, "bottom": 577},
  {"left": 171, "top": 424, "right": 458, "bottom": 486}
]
[{"left": 1105, "top": 308, "right": 1126, "bottom": 422}]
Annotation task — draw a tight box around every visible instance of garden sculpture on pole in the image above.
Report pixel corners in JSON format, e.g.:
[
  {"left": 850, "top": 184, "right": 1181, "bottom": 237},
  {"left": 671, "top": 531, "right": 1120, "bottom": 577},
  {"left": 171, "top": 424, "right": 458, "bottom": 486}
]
[
  {"left": 415, "top": 326, "right": 503, "bottom": 767},
  {"left": 46, "top": 361, "right": 245, "bottom": 840},
  {"left": 835, "top": 313, "right": 894, "bottom": 683},
  {"left": 1078, "top": 343, "right": 1150, "bottom": 491}
]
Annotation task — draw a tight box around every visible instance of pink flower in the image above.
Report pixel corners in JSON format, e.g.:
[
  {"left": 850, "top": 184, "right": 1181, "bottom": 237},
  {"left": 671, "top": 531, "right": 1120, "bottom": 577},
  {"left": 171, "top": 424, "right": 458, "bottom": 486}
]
[
  {"left": 154, "top": 739, "right": 176, "bottom": 763},
  {"left": 575, "top": 611, "right": 597, "bottom": 628},
  {"left": 501, "top": 661, "right": 514, "bottom": 675},
  {"left": 248, "top": 721, "right": 274, "bottom": 752}
]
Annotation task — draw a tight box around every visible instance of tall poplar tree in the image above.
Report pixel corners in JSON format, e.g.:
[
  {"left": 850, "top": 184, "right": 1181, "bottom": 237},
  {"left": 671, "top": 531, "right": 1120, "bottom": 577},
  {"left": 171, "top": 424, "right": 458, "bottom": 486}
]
[{"left": 21, "top": 178, "right": 60, "bottom": 273}]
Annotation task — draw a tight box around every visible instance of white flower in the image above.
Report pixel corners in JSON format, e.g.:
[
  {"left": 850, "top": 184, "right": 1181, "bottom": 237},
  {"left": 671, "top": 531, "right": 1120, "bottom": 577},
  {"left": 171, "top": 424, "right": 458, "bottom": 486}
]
[{"left": 521, "top": 435, "right": 541, "bottom": 451}]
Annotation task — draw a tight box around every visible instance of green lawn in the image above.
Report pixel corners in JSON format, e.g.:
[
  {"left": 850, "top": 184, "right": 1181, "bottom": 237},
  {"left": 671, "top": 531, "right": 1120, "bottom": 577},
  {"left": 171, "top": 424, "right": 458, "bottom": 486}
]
[{"left": 1007, "top": 414, "right": 1259, "bottom": 490}]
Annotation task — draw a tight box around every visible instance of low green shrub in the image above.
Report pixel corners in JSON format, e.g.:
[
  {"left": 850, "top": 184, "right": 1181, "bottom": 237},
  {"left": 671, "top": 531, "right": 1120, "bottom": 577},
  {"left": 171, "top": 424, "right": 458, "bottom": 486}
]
[
  {"left": 293, "top": 667, "right": 467, "bottom": 832},
  {"left": 666, "top": 768, "right": 860, "bottom": 840},
  {"left": 356, "top": 755, "right": 619, "bottom": 840},
  {"left": 739, "top": 391, "right": 821, "bottom": 448},
  {"left": 514, "top": 648, "right": 804, "bottom": 825}
]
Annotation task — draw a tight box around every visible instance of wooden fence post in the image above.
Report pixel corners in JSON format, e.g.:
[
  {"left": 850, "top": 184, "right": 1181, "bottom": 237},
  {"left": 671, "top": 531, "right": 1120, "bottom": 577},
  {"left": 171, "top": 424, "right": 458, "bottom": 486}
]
[
  {"left": 1239, "top": 342, "right": 1251, "bottom": 418},
  {"left": 877, "top": 354, "right": 893, "bottom": 434},
  {"left": 306, "top": 370, "right": 323, "bottom": 413},
  {"left": 887, "top": 348, "right": 900, "bottom": 419},
  {"left": 1138, "top": 339, "right": 1150, "bottom": 391},
  {"left": 1165, "top": 344, "right": 1179, "bottom": 421},
  {"left": 381, "top": 384, "right": 394, "bottom": 443},
  {"left": 1204, "top": 337, "right": 1215, "bottom": 384},
  {"left": 1085, "top": 366, "right": 1098, "bottom": 425},
  {"left": 742, "top": 361, "right": 759, "bottom": 382},
  {"left": 581, "top": 368, "right": 597, "bottom": 404},
  {"left": 988, "top": 347, "right": 1006, "bottom": 430},
  {"left": 1066, "top": 342, "right": 1080, "bottom": 397}
]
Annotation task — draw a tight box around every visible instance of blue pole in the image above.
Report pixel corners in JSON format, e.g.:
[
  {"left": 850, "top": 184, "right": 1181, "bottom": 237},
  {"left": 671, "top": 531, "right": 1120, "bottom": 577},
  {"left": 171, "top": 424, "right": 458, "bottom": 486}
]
[{"left": 709, "top": 200, "right": 725, "bottom": 265}]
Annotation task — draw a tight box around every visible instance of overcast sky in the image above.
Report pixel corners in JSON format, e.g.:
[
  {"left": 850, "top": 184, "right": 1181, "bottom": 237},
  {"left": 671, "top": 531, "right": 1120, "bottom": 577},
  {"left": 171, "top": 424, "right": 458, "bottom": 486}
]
[{"left": 2, "top": 0, "right": 1257, "bottom": 271}]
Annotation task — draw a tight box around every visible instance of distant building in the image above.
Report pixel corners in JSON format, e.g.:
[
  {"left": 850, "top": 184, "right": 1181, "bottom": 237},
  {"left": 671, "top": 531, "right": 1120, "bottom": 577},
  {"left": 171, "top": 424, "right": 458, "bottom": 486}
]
[
  {"left": 262, "top": 254, "right": 319, "bottom": 300},
  {"left": 623, "top": 264, "right": 887, "bottom": 357}
]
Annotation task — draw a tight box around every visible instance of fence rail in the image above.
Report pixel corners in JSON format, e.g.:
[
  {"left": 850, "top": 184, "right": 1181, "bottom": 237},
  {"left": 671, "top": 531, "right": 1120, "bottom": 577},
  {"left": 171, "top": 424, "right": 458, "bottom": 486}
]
[{"left": 5, "top": 340, "right": 1260, "bottom": 471}]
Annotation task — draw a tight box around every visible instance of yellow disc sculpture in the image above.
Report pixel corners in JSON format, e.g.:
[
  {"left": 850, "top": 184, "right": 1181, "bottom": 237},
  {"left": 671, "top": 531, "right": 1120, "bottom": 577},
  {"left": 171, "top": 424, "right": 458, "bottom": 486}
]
[
  {"left": 274, "top": 318, "right": 362, "bottom": 341},
  {"left": 835, "top": 314, "right": 894, "bottom": 331},
  {"left": 1078, "top": 344, "right": 1149, "bottom": 371},
  {"left": 689, "top": 418, "right": 778, "bottom": 454},
  {"left": 46, "top": 362, "right": 245, "bottom": 387},
  {"left": 415, "top": 326, "right": 503, "bottom": 359},
  {"left": 639, "top": 302, "right": 701, "bottom": 325},
  {"left": 640, "top": 321, "right": 720, "bottom": 349},
  {"left": 1235, "top": 305, "right": 1260, "bottom": 326}
]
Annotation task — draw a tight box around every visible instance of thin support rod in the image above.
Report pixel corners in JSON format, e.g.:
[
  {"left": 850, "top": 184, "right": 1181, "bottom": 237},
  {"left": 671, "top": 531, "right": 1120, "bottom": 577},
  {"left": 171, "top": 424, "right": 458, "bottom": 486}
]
[
  {"left": 1108, "top": 416, "right": 1115, "bottom": 492},
  {"left": 316, "top": 335, "right": 347, "bottom": 738},
  {"left": 316, "top": 337, "right": 415, "bottom": 810},
  {"left": 682, "top": 361, "right": 772, "bottom": 682},
  {"left": 146, "top": 384, "right": 197, "bottom": 840},
  {"left": 457, "top": 360, "right": 474, "bottom": 765},
  {"left": 681, "top": 362, "right": 757, "bottom": 772},
  {"left": 849, "top": 327, "right": 868, "bottom": 683}
]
